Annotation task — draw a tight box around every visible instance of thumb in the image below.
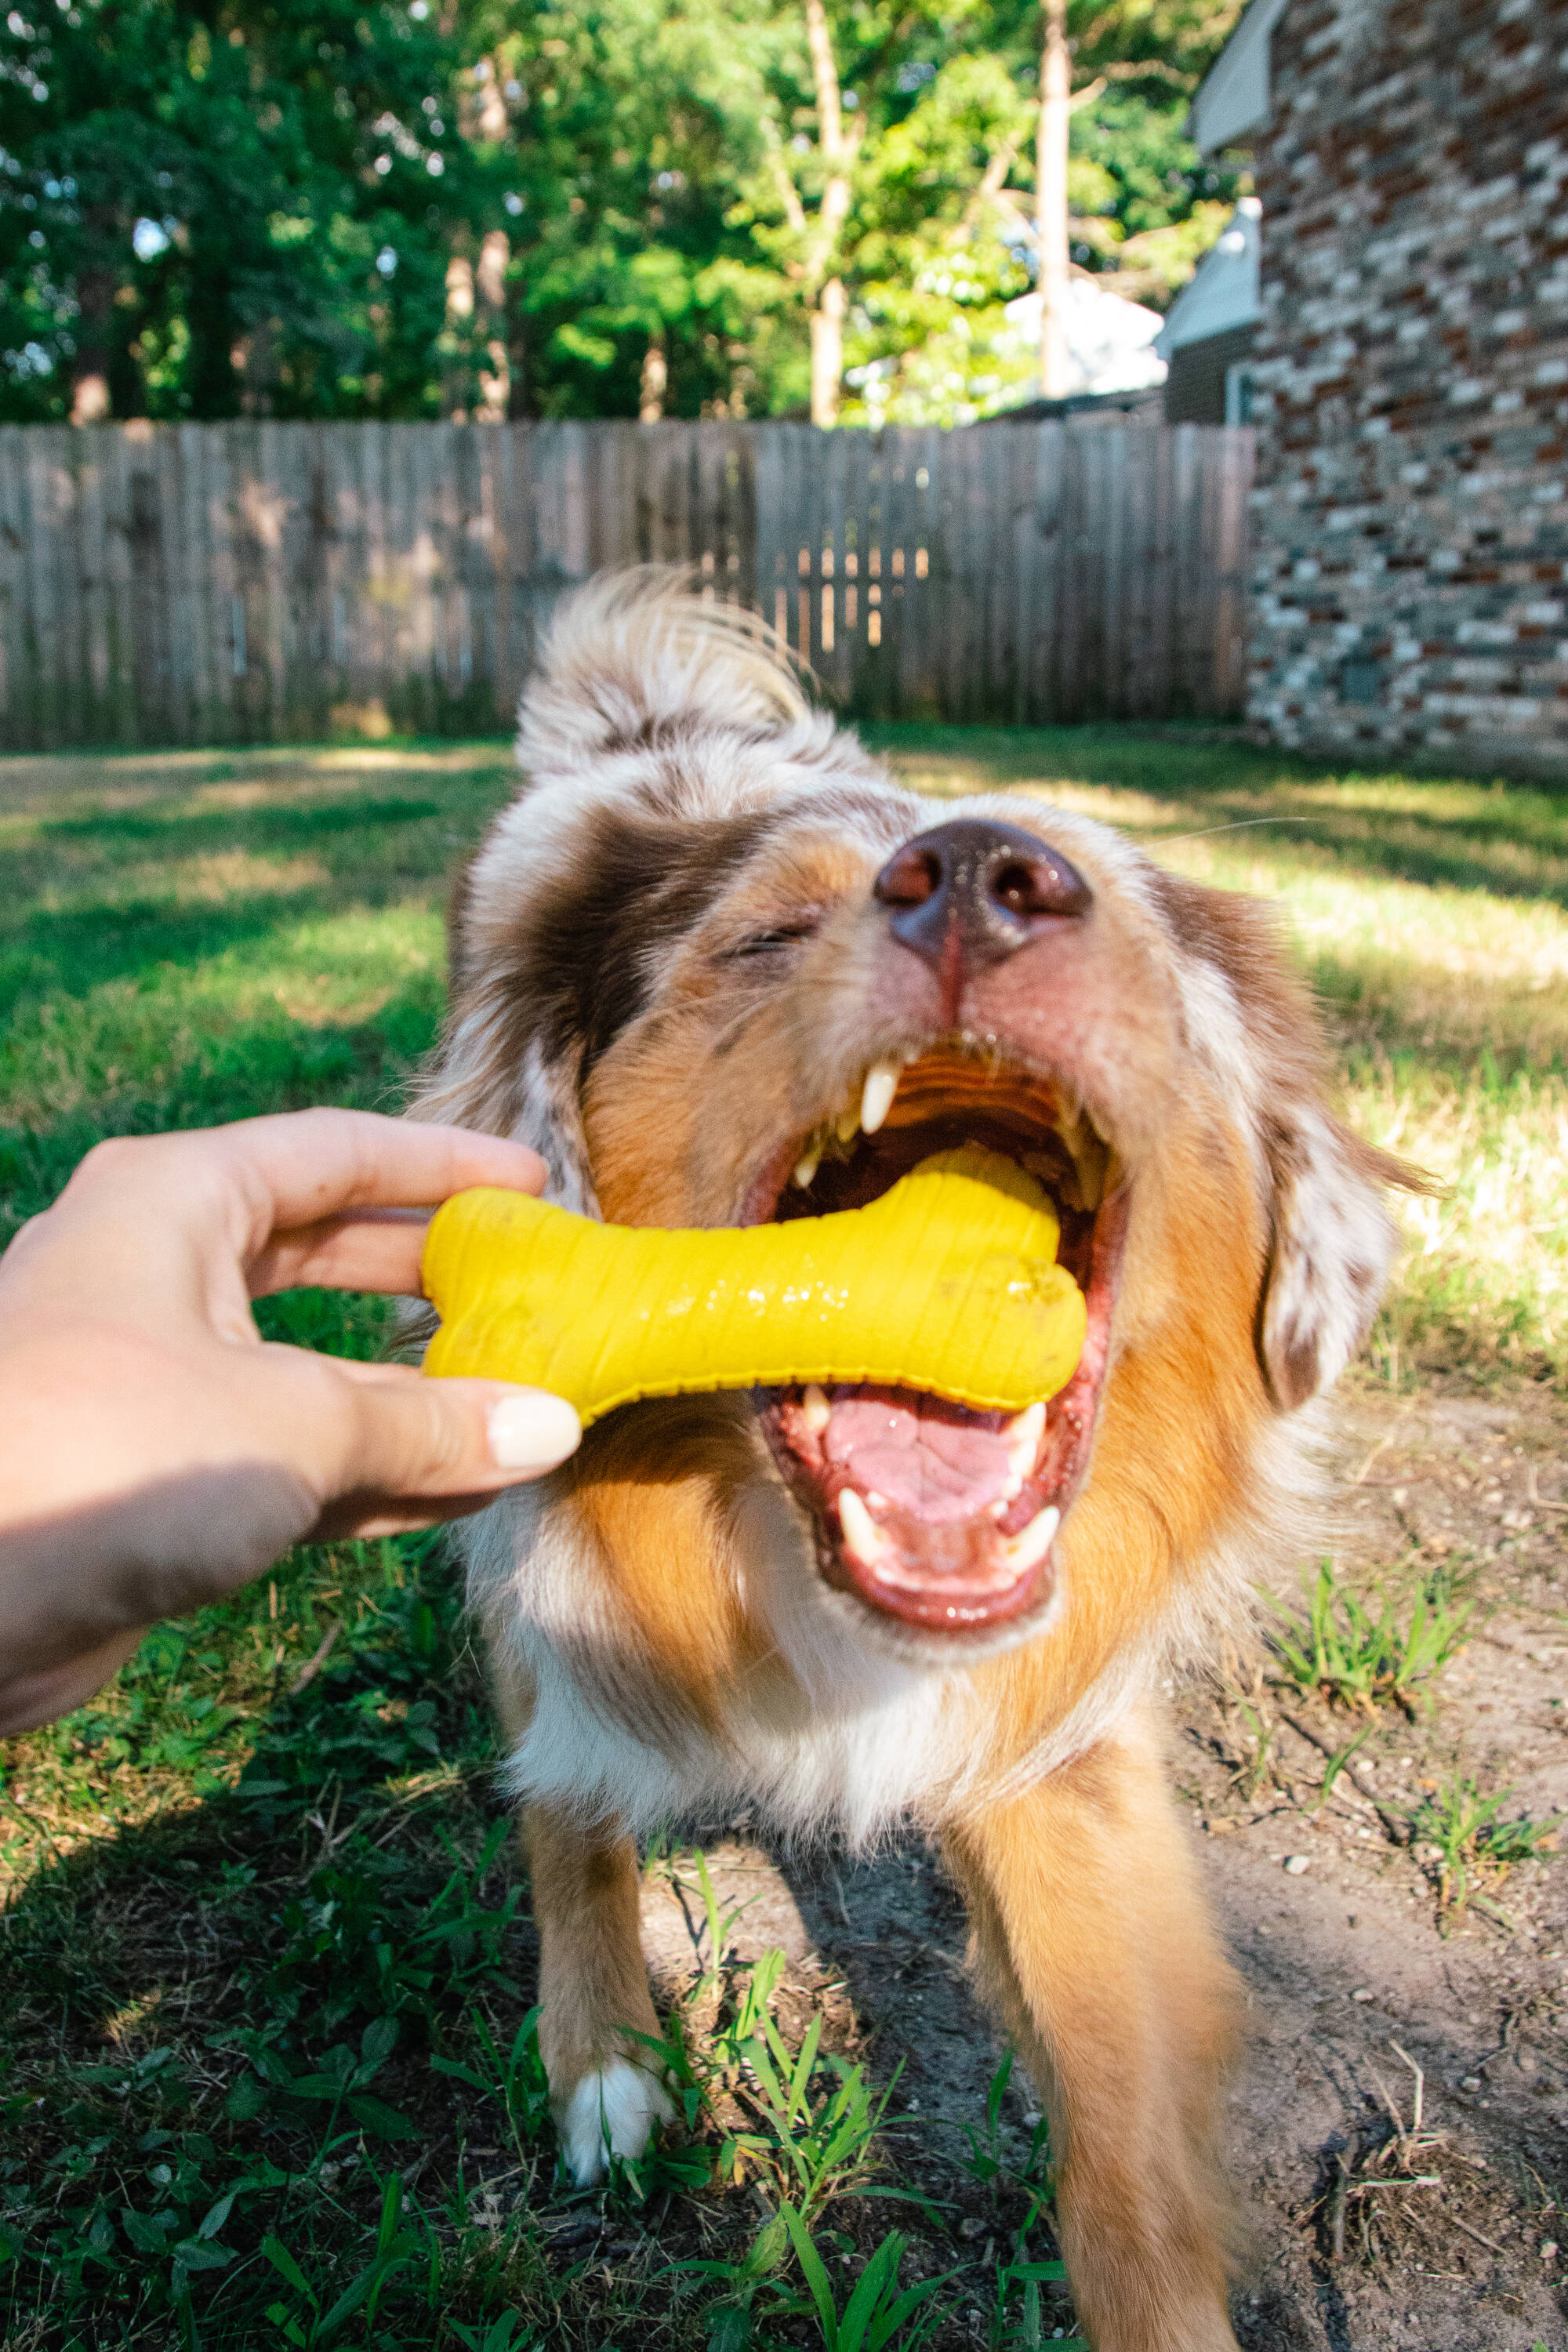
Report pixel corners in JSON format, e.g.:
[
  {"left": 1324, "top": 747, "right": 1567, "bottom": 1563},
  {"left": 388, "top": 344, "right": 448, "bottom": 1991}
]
[{"left": 312, "top": 1363, "right": 582, "bottom": 1539}]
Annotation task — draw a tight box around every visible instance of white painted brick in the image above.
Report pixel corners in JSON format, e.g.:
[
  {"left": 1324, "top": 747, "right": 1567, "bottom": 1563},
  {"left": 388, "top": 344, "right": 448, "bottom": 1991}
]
[{"left": 1456, "top": 621, "right": 1516, "bottom": 647}]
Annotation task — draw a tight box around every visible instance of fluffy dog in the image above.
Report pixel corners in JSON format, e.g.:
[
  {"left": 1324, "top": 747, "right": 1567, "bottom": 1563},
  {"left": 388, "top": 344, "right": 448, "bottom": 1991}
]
[{"left": 415, "top": 572, "right": 1409, "bottom": 2352}]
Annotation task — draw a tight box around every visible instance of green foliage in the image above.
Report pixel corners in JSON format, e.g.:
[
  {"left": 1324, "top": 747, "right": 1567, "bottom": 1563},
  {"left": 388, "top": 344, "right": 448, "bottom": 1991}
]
[
  {"left": 1407, "top": 1774, "right": 1563, "bottom": 1932},
  {"left": 1269, "top": 1561, "right": 1470, "bottom": 1716},
  {"left": 0, "top": 1531, "right": 552, "bottom": 2345},
  {"left": 0, "top": 0, "right": 499, "bottom": 421},
  {"left": 768, "top": 2205, "right": 953, "bottom": 2350},
  {"left": 949, "top": 2051, "right": 1047, "bottom": 2199},
  {"left": 0, "top": 0, "right": 1245, "bottom": 425},
  {"left": 725, "top": 1991, "right": 893, "bottom": 2223},
  {"left": 991, "top": 2255, "right": 1082, "bottom": 2351}
]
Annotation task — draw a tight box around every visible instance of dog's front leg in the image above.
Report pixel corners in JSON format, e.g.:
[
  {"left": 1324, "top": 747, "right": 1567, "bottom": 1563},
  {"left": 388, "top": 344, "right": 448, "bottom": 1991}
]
[
  {"left": 942, "top": 1713, "right": 1240, "bottom": 2352},
  {"left": 523, "top": 1802, "right": 673, "bottom": 2186}
]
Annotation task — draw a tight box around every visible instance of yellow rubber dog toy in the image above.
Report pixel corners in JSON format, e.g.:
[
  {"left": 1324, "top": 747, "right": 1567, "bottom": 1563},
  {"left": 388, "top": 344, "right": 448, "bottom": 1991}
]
[{"left": 421, "top": 1145, "right": 1087, "bottom": 1427}]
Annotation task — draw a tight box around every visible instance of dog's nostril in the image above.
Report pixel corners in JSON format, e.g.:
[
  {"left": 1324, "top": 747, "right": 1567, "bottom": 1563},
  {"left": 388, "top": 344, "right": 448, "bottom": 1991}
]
[
  {"left": 993, "top": 859, "right": 1040, "bottom": 914},
  {"left": 873, "top": 844, "right": 943, "bottom": 908},
  {"left": 988, "top": 848, "right": 1091, "bottom": 920}
]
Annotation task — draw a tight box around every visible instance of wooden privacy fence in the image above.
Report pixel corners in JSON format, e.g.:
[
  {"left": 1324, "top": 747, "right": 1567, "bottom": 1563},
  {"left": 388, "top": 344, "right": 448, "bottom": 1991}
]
[{"left": 0, "top": 419, "right": 1254, "bottom": 749}]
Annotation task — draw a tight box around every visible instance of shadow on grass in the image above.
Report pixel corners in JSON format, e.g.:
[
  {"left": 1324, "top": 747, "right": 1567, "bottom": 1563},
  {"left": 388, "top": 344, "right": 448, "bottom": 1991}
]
[
  {"left": 0, "top": 895, "right": 337, "bottom": 1015},
  {"left": 34, "top": 794, "right": 448, "bottom": 851},
  {"left": 0, "top": 984, "right": 447, "bottom": 1244}
]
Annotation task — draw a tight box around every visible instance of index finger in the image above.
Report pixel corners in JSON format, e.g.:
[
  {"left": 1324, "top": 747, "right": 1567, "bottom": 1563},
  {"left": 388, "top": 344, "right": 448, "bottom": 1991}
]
[{"left": 216, "top": 1109, "right": 546, "bottom": 1262}]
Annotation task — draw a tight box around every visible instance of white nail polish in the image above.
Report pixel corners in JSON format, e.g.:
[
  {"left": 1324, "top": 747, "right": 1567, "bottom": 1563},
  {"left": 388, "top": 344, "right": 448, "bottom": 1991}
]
[{"left": 488, "top": 1392, "right": 582, "bottom": 1471}]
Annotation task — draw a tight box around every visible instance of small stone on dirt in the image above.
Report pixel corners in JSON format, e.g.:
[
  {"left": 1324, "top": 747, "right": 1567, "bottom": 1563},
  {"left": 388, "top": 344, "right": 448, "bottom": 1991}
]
[{"left": 1283, "top": 1854, "right": 1311, "bottom": 1874}]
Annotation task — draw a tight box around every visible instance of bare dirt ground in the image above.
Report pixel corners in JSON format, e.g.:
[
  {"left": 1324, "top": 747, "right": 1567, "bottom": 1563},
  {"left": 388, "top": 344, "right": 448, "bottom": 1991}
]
[{"left": 633, "top": 1379, "right": 1568, "bottom": 2350}]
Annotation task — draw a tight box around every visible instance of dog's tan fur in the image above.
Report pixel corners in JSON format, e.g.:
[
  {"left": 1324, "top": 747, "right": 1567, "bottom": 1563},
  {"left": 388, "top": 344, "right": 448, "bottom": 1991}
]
[{"left": 414, "top": 572, "right": 1412, "bottom": 2350}]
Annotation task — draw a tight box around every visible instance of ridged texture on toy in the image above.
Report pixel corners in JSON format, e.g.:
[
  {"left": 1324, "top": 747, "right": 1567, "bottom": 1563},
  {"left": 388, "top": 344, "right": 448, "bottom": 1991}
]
[{"left": 421, "top": 1145, "right": 1087, "bottom": 1426}]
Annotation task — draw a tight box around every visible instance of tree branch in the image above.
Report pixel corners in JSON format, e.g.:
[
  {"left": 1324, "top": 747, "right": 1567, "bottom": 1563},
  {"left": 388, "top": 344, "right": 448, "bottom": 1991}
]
[
  {"left": 763, "top": 122, "right": 809, "bottom": 238},
  {"left": 1093, "top": 56, "right": 1196, "bottom": 89}
]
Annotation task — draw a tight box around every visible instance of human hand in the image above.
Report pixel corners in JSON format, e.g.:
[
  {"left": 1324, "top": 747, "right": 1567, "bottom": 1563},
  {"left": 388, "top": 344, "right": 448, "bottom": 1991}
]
[{"left": 0, "top": 1109, "right": 580, "bottom": 1735}]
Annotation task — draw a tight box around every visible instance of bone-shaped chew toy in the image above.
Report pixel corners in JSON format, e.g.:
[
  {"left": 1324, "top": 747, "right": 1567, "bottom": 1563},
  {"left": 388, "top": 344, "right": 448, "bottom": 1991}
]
[{"left": 422, "top": 1145, "right": 1087, "bottom": 1428}]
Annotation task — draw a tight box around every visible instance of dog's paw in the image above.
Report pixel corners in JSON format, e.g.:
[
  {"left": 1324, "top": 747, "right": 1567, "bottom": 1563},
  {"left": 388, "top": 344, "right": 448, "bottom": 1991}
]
[{"left": 558, "top": 2058, "right": 676, "bottom": 2187}]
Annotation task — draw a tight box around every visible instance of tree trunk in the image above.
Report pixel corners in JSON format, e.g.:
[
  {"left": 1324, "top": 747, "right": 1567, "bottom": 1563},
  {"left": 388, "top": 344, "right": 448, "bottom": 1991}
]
[
  {"left": 1036, "top": 0, "right": 1073, "bottom": 402},
  {"left": 71, "top": 219, "right": 116, "bottom": 423},
  {"left": 811, "top": 277, "right": 846, "bottom": 427},
  {"left": 475, "top": 230, "right": 510, "bottom": 419},
  {"left": 804, "top": 0, "right": 852, "bottom": 428},
  {"left": 187, "top": 239, "right": 240, "bottom": 419},
  {"left": 639, "top": 339, "right": 666, "bottom": 422},
  {"left": 444, "top": 250, "right": 474, "bottom": 419}
]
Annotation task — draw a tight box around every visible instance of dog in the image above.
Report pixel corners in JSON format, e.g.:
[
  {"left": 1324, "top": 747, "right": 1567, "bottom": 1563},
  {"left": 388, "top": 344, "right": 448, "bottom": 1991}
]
[{"left": 414, "top": 571, "right": 1410, "bottom": 2352}]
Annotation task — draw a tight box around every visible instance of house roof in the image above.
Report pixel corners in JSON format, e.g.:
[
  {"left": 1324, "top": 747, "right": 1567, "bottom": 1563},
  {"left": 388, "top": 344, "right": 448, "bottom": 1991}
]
[
  {"left": 1154, "top": 199, "right": 1262, "bottom": 357},
  {"left": 1188, "top": 0, "right": 1290, "bottom": 152}
]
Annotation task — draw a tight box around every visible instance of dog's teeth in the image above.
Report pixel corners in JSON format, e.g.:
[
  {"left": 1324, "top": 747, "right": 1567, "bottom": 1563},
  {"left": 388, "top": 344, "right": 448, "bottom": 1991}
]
[
  {"left": 1004, "top": 1402, "right": 1047, "bottom": 1479},
  {"left": 835, "top": 1099, "right": 861, "bottom": 1145},
  {"left": 859, "top": 1060, "right": 899, "bottom": 1137},
  {"left": 802, "top": 1384, "right": 830, "bottom": 1433},
  {"left": 1004, "top": 1504, "right": 1060, "bottom": 1573},
  {"left": 793, "top": 1143, "right": 822, "bottom": 1189},
  {"left": 837, "top": 1488, "right": 885, "bottom": 1564}
]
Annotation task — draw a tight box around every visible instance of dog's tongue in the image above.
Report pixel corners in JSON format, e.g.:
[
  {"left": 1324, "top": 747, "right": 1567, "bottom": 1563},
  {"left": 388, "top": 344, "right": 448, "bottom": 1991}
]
[{"left": 820, "top": 1385, "right": 1014, "bottom": 1525}]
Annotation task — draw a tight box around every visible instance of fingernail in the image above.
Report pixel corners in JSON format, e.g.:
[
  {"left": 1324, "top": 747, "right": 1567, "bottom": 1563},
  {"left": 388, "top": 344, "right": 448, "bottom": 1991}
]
[{"left": 487, "top": 1391, "right": 582, "bottom": 1472}]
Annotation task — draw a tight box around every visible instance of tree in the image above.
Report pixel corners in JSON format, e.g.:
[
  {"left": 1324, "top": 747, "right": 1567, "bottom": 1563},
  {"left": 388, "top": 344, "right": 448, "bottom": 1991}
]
[
  {"left": 463, "top": 0, "right": 771, "bottom": 420},
  {"left": 0, "top": 0, "right": 1248, "bottom": 426},
  {"left": 0, "top": 0, "right": 503, "bottom": 422},
  {"left": 742, "top": 0, "right": 1246, "bottom": 424}
]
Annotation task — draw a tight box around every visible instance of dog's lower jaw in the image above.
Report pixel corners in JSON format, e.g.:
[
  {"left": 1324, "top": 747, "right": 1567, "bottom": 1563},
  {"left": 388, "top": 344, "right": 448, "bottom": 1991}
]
[{"left": 557, "top": 2059, "right": 676, "bottom": 2187}]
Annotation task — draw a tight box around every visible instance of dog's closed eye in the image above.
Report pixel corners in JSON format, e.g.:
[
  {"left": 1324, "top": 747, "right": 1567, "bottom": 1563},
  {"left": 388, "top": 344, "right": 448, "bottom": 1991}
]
[{"left": 723, "top": 917, "right": 824, "bottom": 960}]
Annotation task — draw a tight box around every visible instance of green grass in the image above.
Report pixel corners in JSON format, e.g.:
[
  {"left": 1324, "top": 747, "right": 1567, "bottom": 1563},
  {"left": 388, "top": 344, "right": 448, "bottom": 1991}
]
[
  {"left": 0, "top": 724, "right": 1561, "bottom": 2348},
  {"left": 1405, "top": 1771, "right": 1564, "bottom": 1933},
  {"left": 1266, "top": 1559, "right": 1471, "bottom": 1719}
]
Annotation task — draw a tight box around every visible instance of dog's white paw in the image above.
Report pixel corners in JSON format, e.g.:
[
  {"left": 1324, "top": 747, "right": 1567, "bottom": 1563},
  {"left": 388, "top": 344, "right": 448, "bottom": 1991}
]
[{"left": 558, "top": 2058, "right": 675, "bottom": 2187}]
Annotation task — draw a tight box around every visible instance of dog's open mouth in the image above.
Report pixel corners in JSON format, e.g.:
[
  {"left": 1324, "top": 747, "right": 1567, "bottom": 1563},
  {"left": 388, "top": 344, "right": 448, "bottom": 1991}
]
[{"left": 746, "top": 1047, "right": 1123, "bottom": 1635}]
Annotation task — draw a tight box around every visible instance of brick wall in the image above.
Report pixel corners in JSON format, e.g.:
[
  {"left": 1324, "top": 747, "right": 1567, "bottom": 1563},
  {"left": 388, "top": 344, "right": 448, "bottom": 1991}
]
[{"left": 1247, "top": 0, "right": 1568, "bottom": 775}]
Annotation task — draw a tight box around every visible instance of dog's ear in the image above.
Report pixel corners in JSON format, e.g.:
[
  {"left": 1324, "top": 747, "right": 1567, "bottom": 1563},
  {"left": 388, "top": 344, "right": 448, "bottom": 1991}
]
[
  {"left": 414, "top": 866, "right": 601, "bottom": 1217},
  {"left": 1258, "top": 1106, "right": 1406, "bottom": 1410}
]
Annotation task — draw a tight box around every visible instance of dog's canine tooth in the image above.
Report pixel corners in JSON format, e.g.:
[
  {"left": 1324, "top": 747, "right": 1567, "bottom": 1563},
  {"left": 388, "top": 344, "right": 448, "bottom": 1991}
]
[
  {"left": 802, "top": 1383, "right": 830, "bottom": 1433},
  {"left": 1004, "top": 1401, "right": 1047, "bottom": 1480},
  {"left": 837, "top": 1487, "right": 885, "bottom": 1564},
  {"left": 835, "top": 1098, "right": 861, "bottom": 1145},
  {"left": 793, "top": 1142, "right": 822, "bottom": 1189},
  {"left": 1004, "top": 1504, "right": 1061, "bottom": 1572},
  {"left": 860, "top": 1059, "right": 900, "bottom": 1137}
]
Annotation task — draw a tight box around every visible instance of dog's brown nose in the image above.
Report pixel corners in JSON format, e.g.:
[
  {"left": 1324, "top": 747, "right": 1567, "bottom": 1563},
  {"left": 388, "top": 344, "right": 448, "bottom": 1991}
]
[{"left": 873, "top": 819, "right": 1091, "bottom": 977}]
